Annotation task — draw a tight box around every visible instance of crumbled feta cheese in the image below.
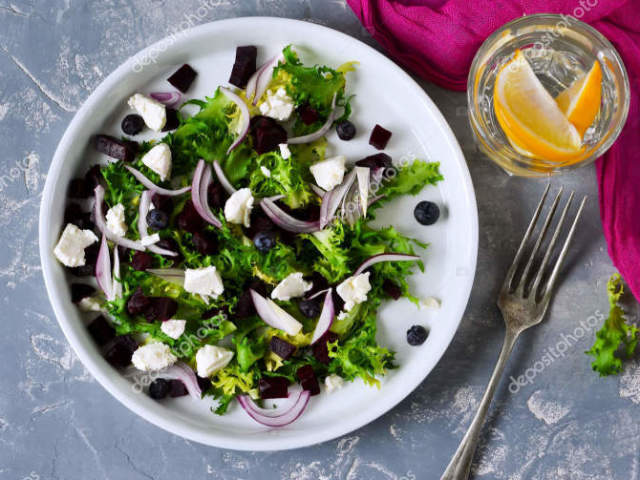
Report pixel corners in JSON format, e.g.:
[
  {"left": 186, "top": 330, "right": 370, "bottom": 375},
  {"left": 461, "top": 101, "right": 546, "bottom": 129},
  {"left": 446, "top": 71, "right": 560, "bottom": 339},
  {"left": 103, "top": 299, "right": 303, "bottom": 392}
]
[
  {"left": 336, "top": 272, "right": 371, "bottom": 311},
  {"left": 105, "top": 203, "right": 127, "bottom": 238},
  {"left": 131, "top": 342, "right": 177, "bottom": 371},
  {"left": 260, "top": 166, "right": 271, "bottom": 178},
  {"left": 140, "top": 233, "right": 160, "bottom": 246},
  {"left": 258, "top": 87, "right": 295, "bottom": 121},
  {"left": 78, "top": 296, "right": 103, "bottom": 312},
  {"left": 128, "top": 93, "right": 167, "bottom": 131},
  {"left": 195, "top": 344, "right": 234, "bottom": 377},
  {"left": 53, "top": 223, "right": 98, "bottom": 267},
  {"left": 279, "top": 143, "right": 291, "bottom": 159},
  {"left": 337, "top": 311, "right": 348, "bottom": 321},
  {"left": 160, "top": 319, "right": 186, "bottom": 339},
  {"left": 224, "top": 188, "right": 253, "bottom": 227},
  {"left": 141, "top": 143, "right": 172, "bottom": 181},
  {"left": 421, "top": 297, "right": 441, "bottom": 309},
  {"left": 324, "top": 374, "right": 345, "bottom": 393},
  {"left": 271, "top": 272, "right": 313, "bottom": 301},
  {"left": 184, "top": 266, "right": 224, "bottom": 300},
  {"left": 310, "top": 155, "right": 346, "bottom": 191}
]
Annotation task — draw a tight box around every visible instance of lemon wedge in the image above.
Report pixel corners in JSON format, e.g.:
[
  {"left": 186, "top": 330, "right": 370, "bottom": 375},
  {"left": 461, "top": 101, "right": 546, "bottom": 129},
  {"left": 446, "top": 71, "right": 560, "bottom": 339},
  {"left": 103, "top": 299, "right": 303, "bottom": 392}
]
[
  {"left": 555, "top": 60, "right": 602, "bottom": 137},
  {"left": 494, "top": 50, "right": 585, "bottom": 162}
]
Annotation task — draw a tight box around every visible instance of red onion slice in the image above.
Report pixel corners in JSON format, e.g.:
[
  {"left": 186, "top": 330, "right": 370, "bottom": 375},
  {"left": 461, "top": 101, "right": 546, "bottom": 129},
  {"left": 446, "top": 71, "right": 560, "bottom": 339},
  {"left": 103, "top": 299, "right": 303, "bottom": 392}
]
[
  {"left": 252, "top": 54, "right": 284, "bottom": 106},
  {"left": 94, "top": 185, "right": 147, "bottom": 251},
  {"left": 95, "top": 233, "right": 113, "bottom": 300},
  {"left": 310, "top": 290, "right": 334, "bottom": 345},
  {"left": 250, "top": 289, "right": 303, "bottom": 336},
  {"left": 213, "top": 160, "right": 237, "bottom": 195},
  {"left": 245, "top": 70, "right": 258, "bottom": 101},
  {"left": 368, "top": 194, "right": 385, "bottom": 206},
  {"left": 220, "top": 86, "right": 250, "bottom": 154},
  {"left": 319, "top": 168, "right": 356, "bottom": 229},
  {"left": 305, "top": 287, "right": 331, "bottom": 301},
  {"left": 150, "top": 91, "right": 182, "bottom": 108},
  {"left": 125, "top": 166, "right": 191, "bottom": 196},
  {"left": 353, "top": 253, "right": 421, "bottom": 276},
  {"left": 147, "top": 268, "right": 185, "bottom": 286},
  {"left": 355, "top": 167, "right": 370, "bottom": 218},
  {"left": 112, "top": 245, "right": 122, "bottom": 300},
  {"left": 310, "top": 184, "right": 326, "bottom": 198},
  {"left": 237, "top": 388, "right": 311, "bottom": 427},
  {"left": 239, "top": 384, "right": 303, "bottom": 418},
  {"left": 191, "top": 160, "right": 222, "bottom": 228},
  {"left": 159, "top": 362, "right": 202, "bottom": 399},
  {"left": 138, "top": 190, "right": 177, "bottom": 256},
  {"left": 287, "top": 94, "right": 337, "bottom": 145},
  {"left": 260, "top": 199, "right": 320, "bottom": 233}
]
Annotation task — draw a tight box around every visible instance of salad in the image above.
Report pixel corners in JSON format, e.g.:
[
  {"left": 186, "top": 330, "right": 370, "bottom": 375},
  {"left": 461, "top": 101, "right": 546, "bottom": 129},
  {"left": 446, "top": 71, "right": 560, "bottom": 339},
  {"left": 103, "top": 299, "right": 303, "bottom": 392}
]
[{"left": 53, "top": 45, "right": 443, "bottom": 426}]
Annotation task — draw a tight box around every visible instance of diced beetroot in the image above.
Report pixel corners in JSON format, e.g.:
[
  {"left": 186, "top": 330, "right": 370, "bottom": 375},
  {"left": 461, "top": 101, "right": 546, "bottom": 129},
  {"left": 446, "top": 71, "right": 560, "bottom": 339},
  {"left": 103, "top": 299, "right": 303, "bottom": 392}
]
[
  {"left": 298, "top": 104, "right": 319, "bottom": 125},
  {"left": 270, "top": 336, "right": 296, "bottom": 360},
  {"left": 250, "top": 115, "right": 278, "bottom": 131},
  {"left": 127, "top": 287, "right": 151, "bottom": 316},
  {"left": 229, "top": 46, "right": 257, "bottom": 88},
  {"left": 68, "top": 178, "right": 92, "bottom": 198},
  {"left": 145, "top": 297, "right": 178, "bottom": 322},
  {"left": 162, "top": 108, "right": 180, "bottom": 132},
  {"left": 355, "top": 153, "right": 393, "bottom": 170},
  {"left": 84, "top": 164, "right": 103, "bottom": 188},
  {"left": 167, "top": 64, "right": 197, "bottom": 93},
  {"left": 296, "top": 365, "right": 320, "bottom": 396},
  {"left": 308, "top": 272, "right": 330, "bottom": 295},
  {"left": 202, "top": 307, "right": 224, "bottom": 320},
  {"left": 154, "top": 238, "right": 182, "bottom": 262},
  {"left": 312, "top": 332, "right": 339, "bottom": 364},
  {"left": 382, "top": 279, "right": 402, "bottom": 300},
  {"left": 177, "top": 200, "right": 204, "bottom": 233},
  {"left": 192, "top": 231, "right": 218, "bottom": 256},
  {"left": 105, "top": 335, "right": 137, "bottom": 368},
  {"left": 94, "top": 134, "right": 138, "bottom": 162},
  {"left": 87, "top": 315, "right": 115, "bottom": 346},
  {"left": 151, "top": 194, "right": 173, "bottom": 213},
  {"left": 259, "top": 377, "right": 289, "bottom": 399},
  {"left": 207, "top": 181, "right": 228, "bottom": 210},
  {"left": 197, "top": 375, "right": 212, "bottom": 392},
  {"left": 369, "top": 124, "right": 392, "bottom": 150},
  {"left": 235, "top": 290, "right": 256, "bottom": 318},
  {"left": 131, "top": 251, "right": 153, "bottom": 271},
  {"left": 254, "top": 124, "right": 287, "bottom": 154},
  {"left": 64, "top": 203, "right": 93, "bottom": 230},
  {"left": 169, "top": 379, "right": 189, "bottom": 397},
  {"left": 71, "top": 283, "right": 95, "bottom": 303}
]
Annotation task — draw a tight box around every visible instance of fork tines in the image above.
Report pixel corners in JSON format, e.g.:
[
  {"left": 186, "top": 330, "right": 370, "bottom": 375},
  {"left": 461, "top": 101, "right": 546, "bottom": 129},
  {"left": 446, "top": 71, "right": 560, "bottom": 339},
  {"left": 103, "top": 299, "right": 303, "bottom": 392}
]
[{"left": 504, "top": 184, "right": 587, "bottom": 302}]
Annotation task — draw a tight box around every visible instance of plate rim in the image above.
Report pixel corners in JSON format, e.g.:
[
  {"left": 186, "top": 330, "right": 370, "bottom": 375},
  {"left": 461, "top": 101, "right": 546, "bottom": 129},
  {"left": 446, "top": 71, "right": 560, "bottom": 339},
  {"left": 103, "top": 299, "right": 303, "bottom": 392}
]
[{"left": 38, "top": 16, "right": 478, "bottom": 451}]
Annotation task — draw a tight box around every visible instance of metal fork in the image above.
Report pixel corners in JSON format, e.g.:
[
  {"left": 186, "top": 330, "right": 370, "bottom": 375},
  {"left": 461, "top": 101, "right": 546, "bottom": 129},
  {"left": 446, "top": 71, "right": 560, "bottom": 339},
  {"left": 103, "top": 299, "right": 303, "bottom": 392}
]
[{"left": 441, "top": 185, "right": 587, "bottom": 480}]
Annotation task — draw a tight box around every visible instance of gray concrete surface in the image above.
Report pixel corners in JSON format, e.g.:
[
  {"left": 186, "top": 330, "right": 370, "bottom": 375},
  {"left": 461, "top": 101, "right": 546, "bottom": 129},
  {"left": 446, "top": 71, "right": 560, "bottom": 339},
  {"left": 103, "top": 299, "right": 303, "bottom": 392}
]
[{"left": 1, "top": 1, "right": 639, "bottom": 479}]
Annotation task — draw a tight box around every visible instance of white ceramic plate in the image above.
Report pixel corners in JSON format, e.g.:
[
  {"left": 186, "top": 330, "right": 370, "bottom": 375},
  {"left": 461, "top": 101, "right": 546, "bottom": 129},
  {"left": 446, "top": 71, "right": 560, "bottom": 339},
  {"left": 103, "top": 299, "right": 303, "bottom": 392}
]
[{"left": 39, "top": 17, "right": 477, "bottom": 451}]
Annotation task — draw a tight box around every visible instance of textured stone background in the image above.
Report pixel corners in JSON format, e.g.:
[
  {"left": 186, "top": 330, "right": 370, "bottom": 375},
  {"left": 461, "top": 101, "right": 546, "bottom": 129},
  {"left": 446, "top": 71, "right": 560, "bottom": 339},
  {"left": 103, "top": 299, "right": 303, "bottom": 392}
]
[{"left": 1, "top": 1, "right": 639, "bottom": 479}]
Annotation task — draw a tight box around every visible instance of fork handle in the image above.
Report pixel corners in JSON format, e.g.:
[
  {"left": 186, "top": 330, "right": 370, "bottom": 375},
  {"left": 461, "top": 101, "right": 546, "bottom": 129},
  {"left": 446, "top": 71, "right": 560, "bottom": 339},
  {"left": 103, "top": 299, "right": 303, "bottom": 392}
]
[{"left": 440, "top": 328, "right": 520, "bottom": 480}]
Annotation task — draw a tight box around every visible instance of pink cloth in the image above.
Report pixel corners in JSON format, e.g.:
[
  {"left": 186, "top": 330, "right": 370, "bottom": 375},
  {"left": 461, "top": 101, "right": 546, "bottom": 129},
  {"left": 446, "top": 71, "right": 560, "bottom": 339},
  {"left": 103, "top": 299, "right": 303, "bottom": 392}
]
[{"left": 347, "top": 0, "right": 640, "bottom": 301}]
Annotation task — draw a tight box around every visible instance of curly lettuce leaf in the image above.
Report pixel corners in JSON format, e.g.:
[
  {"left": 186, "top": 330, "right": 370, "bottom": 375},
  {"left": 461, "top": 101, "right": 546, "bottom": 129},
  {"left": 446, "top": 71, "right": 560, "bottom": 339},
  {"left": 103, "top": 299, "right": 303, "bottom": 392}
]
[
  {"left": 377, "top": 160, "right": 443, "bottom": 203},
  {"left": 586, "top": 274, "right": 638, "bottom": 376}
]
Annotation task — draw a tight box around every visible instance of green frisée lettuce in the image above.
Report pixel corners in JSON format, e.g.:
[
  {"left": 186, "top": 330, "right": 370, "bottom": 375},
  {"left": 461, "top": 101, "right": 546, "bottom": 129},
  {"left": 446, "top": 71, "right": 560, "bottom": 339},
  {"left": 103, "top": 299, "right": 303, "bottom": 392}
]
[
  {"left": 586, "top": 274, "right": 638, "bottom": 376},
  {"left": 70, "top": 44, "right": 445, "bottom": 420}
]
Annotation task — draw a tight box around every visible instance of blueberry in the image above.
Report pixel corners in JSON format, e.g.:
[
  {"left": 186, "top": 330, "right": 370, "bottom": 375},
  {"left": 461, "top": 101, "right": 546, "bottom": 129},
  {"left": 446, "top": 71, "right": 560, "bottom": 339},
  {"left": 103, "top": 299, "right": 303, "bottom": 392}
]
[
  {"left": 147, "top": 209, "right": 169, "bottom": 230},
  {"left": 253, "top": 231, "right": 276, "bottom": 253},
  {"left": 336, "top": 120, "right": 356, "bottom": 140},
  {"left": 298, "top": 297, "right": 322, "bottom": 318},
  {"left": 407, "top": 325, "right": 428, "bottom": 346},
  {"left": 121, "top": 114, "right": 145, "bottom": 136},
  {"left": 149, "top": 379, "right": 170, "bottom": 399},
  {"left": 414, "top": 201, "right": 440, "bottom": 226}
]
